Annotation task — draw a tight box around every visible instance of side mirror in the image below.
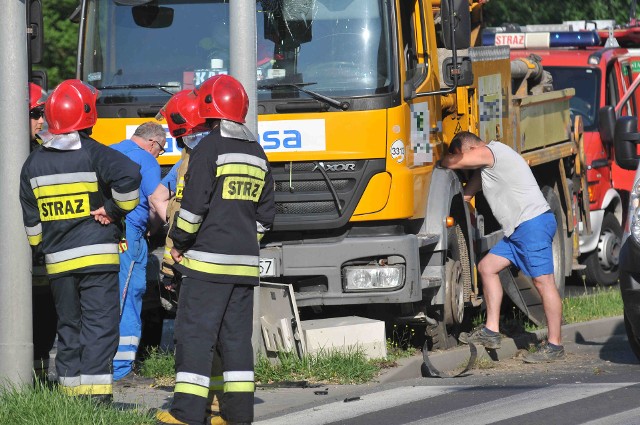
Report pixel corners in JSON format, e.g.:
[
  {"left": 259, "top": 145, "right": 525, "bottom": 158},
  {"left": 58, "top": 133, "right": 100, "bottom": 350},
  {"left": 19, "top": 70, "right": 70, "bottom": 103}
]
[
  {"left": 598, "top": 106, "right": 615, "bottom": 146},
  {"left": 442, "top": 57, "right": 473, "bottom": 87},
  {"left": 132, "top": 5, "right": 174, "bottom": 28},
  {"left": 31, "top": 70, "right": 48, "bottom": 92},
  {"left": 614, "top": 116, "right": 640, "bottom": 171},
  {"left": 441, "top": 0, "right": 471, "bottom": 50},
  {"left": 28, "top": 0, "right": 44, "bottom": 64}
]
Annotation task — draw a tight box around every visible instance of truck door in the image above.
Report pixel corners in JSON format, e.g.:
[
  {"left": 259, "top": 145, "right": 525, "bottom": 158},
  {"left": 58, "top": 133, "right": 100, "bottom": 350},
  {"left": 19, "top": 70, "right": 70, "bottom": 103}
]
[{"left": 611, "top": 58, "right": 640, "bottom": 193}]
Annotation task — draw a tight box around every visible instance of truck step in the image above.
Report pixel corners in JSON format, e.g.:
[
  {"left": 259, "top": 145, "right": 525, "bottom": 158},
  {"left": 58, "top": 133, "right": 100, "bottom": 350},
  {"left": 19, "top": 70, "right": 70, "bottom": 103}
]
[{"left": 417, "top": 233, "right": 439, "bottom": 248}]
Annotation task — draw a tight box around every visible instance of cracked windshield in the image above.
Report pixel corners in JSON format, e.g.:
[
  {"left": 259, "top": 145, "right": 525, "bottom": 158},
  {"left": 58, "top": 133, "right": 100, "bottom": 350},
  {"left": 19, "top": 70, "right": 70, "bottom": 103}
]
[{"left": 82, "top": 0, "right": 393, "bottom": 105}]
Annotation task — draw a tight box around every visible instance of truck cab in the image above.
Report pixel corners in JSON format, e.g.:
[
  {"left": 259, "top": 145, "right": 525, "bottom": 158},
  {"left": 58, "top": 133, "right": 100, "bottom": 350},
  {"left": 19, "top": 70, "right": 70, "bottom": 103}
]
[{"left": 484, "top": 27, "right": 640, "bottom": 285}]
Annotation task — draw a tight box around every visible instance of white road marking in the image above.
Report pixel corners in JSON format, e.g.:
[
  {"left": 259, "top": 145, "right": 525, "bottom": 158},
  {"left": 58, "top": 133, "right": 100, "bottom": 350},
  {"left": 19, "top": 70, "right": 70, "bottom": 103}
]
[
  {"left": 254, "top": 385, "right": 467, "bottom": 425},
  {"left": 404, "top": 383, "right": 637, "bottom": 425}
]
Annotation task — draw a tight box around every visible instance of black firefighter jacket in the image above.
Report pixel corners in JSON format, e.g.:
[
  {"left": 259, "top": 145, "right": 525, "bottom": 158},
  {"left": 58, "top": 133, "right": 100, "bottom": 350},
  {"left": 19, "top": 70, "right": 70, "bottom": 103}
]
[
  {"left": 20, "top": 131, "right": 141, "bottom": 278},
  {"left": 170, "top": 122, "right": 275, "bottom": 285}
]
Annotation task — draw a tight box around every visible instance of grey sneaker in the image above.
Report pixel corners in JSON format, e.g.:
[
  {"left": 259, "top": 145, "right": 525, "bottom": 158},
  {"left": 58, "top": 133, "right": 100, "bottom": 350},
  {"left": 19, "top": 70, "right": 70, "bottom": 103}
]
[
  {"left": 458, "top": 326, "right": 501, "bottom": 349},
  {"left": 523, "top": 343, "right": 565, "bottom": 363}
]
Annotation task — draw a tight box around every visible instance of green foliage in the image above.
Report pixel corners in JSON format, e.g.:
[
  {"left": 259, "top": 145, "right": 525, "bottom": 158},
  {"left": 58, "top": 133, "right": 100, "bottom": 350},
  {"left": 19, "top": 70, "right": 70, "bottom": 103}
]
[
  {"left": 562, "top": 286, "right": 623, "bottom": 324},
  {"left": 139, "top": 347, "right": 175, "bottom": 379},
  {"left": 38, "top": 0, "right": 79, "bottom": 88},
  {"left": 386, "top": 324, "right": 419, "bottom": 360},
  {"left": 0, "top": 379, "right": 154, "bottom": 425},
  {"left": 484, "top": 0, "right": 633, "bottom": 27},
  {"left": 255, "top": 348, "right": 379, "bottom": 385}
]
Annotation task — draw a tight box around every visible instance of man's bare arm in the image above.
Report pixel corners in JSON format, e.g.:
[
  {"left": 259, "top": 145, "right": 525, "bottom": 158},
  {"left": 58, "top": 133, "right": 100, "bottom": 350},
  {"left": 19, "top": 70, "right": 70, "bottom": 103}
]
[
  {"left": 148, "top": 183, "right": 174, "bottom": 235},
  {"left": 463, "top": 169, "right": 482, "bottom": 201},
  {"left": 441, "top": 145, "right": 494, "bottom": 169}
]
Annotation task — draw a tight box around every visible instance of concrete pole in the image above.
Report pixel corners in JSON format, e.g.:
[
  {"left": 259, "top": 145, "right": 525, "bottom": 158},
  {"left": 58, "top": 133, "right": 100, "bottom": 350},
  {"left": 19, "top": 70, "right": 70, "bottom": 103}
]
[
  {"left": 229, "top": 1, "right": 258, "bottom": 136},
  {"left": 229, "top": 2, "right": 263, "bottom": 357},
  {"left": 0, "top": 1, "right": 34, "bottom": 386}
]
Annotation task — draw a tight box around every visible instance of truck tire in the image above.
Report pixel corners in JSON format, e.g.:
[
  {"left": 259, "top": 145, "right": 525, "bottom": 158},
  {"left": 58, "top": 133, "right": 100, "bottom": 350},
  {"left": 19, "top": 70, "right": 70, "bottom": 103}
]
[
  {"left": 443, "top": 224, "right": 471, "bottom": 326},
  {"left": 580, "top": 212, "right": 621, "bottom": 286},
  {"left": 624, "top": 312, "right": 640, "bottom": 362},
  {"left": 543, "top": 186, "right": 566, "bottom": 297}
]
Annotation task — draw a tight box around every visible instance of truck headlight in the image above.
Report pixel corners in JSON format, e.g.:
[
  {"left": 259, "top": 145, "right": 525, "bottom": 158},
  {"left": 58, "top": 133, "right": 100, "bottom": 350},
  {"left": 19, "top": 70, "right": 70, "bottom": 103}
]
[
  {"left": 343, "top": 265, "right": 405, "bottom": 291},
  {"left": 630, "top": 179, "right": 640, "bottom": 244}
]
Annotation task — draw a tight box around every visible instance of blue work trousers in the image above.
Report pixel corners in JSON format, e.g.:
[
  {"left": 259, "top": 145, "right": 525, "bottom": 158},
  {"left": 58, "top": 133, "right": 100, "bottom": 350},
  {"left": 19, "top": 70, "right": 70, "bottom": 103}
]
[{"left": 113, "top": 226, "right": 148, "bottom": 380}]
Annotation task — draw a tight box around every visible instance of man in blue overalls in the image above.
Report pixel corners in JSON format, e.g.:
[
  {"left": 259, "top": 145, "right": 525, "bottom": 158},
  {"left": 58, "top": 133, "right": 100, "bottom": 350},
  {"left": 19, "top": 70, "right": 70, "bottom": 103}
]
[{"left": 111, "top": 121, "right": 166, "bottom": 380}]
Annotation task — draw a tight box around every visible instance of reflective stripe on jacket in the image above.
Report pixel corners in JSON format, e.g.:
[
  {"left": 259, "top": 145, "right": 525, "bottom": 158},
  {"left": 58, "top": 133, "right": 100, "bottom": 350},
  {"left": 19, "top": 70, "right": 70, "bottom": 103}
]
[
  {"left": 20, "top": 132, "right": 141, "bottom": 278},
  {"left": 170, "top": 124, "right": 275, "bottom": 285}
]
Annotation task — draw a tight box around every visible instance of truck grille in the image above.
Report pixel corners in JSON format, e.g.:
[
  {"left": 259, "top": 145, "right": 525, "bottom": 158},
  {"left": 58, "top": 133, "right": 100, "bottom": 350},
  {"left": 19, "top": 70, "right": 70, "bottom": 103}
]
[{"left": 270, "top": 159, "right": 386, "bottom": 231}]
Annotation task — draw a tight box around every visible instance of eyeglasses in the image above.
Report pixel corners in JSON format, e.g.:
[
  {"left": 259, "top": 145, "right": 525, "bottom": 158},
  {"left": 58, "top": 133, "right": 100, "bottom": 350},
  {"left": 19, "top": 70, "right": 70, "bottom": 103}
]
[
  {"left": 30, "top": 107, "right": 44, "bottom": 120},
  {"left": 150, "top": 139, "right": 166, "bottom": 155}
]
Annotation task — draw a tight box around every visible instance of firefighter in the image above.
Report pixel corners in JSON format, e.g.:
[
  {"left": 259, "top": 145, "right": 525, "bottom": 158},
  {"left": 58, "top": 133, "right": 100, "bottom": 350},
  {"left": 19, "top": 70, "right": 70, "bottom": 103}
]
[
  {"left": 155, "top": 75, "right": 275, "bottom": 425},
  {"left": 28, "top": 82, "right": 58, "bottom": 377},
  {"left": 29, "top": 82, "right": 46, "bottom": 146},
  {"left": 149, "top": 89, "right": 227, "bottom": 421},
  {"left": 19, "top": 79, "right": 142, "bottom": 402},
  {"left": 110, "top": 121, "right": 165, "bottom": 382},
  {"left": 150, "top": 90, "right": 208, "bottom": 291}
]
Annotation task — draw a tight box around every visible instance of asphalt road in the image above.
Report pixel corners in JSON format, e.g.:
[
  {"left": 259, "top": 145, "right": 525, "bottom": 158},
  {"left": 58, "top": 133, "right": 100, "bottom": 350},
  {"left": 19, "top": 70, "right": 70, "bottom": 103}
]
[{"left": 253, "top": 332, "right": 640, "bottom": 424}]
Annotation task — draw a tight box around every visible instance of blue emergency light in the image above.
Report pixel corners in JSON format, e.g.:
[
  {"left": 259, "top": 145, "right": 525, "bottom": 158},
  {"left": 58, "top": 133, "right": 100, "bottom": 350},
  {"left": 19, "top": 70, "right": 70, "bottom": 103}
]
[{"left": 482, "top": 31, "right": 601, "bottom": 49}]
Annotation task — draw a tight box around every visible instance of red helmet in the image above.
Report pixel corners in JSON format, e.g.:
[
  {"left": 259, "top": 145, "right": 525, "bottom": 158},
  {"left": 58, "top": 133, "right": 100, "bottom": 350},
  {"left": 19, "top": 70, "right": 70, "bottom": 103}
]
[
  {"left": 29, "top": 82, "right": 47, "bottom": 110},
  {"left": 45, "top": 79, "right": 100, "bottom": 134},
  {"left": 160, "top": 90, "right": 205, "bottom": 137},
  {"left": 198, "top": 75, "right": 248, "bottom": 123}
]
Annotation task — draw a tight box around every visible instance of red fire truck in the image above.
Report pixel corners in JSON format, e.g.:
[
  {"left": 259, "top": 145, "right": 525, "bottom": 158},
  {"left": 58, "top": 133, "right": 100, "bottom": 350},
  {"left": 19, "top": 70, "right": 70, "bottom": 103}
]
[{"left": 483, "top": 27, "right": 640, "bottom": 286}]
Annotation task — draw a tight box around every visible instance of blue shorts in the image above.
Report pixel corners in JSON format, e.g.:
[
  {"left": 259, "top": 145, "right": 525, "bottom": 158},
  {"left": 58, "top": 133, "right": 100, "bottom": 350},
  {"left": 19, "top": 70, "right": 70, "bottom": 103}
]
[{"left": 489, "top": 211, "right": 556, "bottom": 278}]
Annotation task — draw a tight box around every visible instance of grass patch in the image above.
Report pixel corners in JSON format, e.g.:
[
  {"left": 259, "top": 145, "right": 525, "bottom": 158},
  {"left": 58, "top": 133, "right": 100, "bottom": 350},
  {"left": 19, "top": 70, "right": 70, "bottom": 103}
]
[
  {"left": 473, "top": 358, "right": 497, "bottom": 370},
  {"left": 386, "top": 324, "right": 419, "bottom": 361},
  {"left": 139, "top": 347, "right": 174, "bottom": 380},
  {"left": 255, "top": 347, "right": 380, "bottom": 385},
  {"left": 0, "top": 379, "right": 153, "bottom": 425},
  {"left": 562, "top": 286, "right": 623, "bottom": 324}
]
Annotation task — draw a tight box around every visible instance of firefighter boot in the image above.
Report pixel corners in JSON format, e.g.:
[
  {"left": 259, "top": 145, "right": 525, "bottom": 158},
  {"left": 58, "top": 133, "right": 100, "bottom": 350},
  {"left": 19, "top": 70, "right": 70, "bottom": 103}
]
[
  {"left": 155, "top": 410, "right": 188, "bottom": 425},
  {"left": 208, "top": 416, "right": 228, "bottom": 425}
]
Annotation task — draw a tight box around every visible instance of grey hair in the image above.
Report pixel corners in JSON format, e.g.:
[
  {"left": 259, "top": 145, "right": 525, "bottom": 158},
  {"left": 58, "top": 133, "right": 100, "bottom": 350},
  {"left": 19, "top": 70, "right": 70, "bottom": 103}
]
[{"left": 133, "top": 121, "right": 166, "bottom": 141}]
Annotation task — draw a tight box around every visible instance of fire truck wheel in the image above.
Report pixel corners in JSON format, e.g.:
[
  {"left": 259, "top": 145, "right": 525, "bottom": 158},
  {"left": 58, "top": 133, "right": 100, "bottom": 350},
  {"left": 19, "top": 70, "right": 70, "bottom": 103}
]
[{"left": 580, "top": 212, "right": 622, "bottom": 286}]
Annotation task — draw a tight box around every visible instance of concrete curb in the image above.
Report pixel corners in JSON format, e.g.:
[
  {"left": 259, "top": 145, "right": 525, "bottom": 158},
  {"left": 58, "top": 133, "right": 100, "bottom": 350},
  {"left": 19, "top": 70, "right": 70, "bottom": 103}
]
[{"left": 376, "top": 315, "right": 625, "bottom": 383}]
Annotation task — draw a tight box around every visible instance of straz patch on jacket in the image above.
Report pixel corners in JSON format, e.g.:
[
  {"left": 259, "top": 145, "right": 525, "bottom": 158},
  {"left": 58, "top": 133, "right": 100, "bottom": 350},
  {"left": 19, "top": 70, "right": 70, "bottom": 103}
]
[
  {"left": 222, "top": 176, "right": 264, "bottom": 201},
  {"left": 176, "top": 176, "right": 185, "bottom": 201},
  {"left": 38, "top": 194, "right": 90, "bottom": 221}
]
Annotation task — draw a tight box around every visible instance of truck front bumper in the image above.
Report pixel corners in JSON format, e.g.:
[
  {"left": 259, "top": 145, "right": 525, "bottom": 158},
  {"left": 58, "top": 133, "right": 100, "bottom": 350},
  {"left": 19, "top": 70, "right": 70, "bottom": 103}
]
[{"left": 260, "top": 233, "right": 424, "bottom": 307}]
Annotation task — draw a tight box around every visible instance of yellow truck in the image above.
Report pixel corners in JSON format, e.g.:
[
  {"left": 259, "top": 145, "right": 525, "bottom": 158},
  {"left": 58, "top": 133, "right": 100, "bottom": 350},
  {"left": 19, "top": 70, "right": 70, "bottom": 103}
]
[{"left": 74, "top": 0, "right": 589, "bottom": 349}]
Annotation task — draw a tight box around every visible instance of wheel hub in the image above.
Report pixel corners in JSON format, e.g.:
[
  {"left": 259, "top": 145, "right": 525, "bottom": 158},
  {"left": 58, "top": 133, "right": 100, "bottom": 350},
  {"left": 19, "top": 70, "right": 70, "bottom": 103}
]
[
  {"left": 597, "top": 228, "right": 621, "bottom": 270},
  {"left": 444, "top": 259, "right": 465, "bottom": 326}
]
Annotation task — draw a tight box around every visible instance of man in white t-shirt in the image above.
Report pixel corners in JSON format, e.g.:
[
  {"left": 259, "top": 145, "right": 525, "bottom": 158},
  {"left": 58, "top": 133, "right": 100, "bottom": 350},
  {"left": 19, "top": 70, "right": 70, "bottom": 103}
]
[{"left": 442, "top": 131, "right": 564, "bottom": 363}]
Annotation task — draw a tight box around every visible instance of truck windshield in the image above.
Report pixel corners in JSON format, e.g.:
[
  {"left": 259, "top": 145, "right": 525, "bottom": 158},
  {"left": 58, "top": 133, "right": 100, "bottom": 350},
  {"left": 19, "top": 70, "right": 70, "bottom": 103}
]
[
  {"left": 81, "top": 0, "right": 394, "bottom": 105},
  {"left": 545, "top": 67, "right": 600, "bottom": 131}
]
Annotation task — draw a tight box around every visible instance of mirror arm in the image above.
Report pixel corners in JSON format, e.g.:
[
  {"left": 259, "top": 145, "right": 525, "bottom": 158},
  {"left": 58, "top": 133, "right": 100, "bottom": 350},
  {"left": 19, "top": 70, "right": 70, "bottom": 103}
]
[{"left": 414, "top": 0, "right": 460, "bottom": 98}]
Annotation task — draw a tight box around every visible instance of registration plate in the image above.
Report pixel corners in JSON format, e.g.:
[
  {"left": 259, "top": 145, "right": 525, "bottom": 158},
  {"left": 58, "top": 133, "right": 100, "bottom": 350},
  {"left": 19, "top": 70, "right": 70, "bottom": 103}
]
[{"left": 259, "top": 258, "right": 276, "bottom": 277}]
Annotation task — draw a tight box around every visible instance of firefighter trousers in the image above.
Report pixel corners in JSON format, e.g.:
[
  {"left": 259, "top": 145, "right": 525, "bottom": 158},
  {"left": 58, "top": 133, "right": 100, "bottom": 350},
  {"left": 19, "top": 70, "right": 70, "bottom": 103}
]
[
  {"left": 50, "top": 272, "right": 119, "bottom": 396},
  {"left": 170, "top": 277, "right": 254, "bottom": 425}
]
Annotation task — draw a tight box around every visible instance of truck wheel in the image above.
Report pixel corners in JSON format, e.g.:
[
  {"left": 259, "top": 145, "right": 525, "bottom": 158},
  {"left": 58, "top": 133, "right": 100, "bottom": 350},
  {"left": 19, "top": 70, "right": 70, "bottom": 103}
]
[
  {"left": 444, "top": 224, "right": 471, "bottom": 326},
  {"left": 542, "top": 186, "right": 566, "bottom": 297},
  {"left": 426, "top": 319, "right": 457, "bottom": 351},
  {"left": 581, "top": 212, "right": 621, "bottom": 286},
  {"left": 624, "top": 312, "right": 640, "bottom": 362}
]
